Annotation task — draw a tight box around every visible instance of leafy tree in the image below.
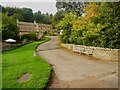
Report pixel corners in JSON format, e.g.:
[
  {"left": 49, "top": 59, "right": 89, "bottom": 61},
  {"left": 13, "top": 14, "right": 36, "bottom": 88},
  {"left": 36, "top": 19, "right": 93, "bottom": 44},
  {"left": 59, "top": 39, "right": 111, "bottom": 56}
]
[
  {"left": 2, "top": 6, "right": 16, "bottom": 16},
  {"left": 21, "top": 8, "right": 34, "bottom": 22},
  {"left": 43, "top": 16, "right": 51, "bottom": 24},
  {"left": 52, "top": 10, "right": 64, "bottom": 28},
  {"left": 57, "top": 2, "right": 120, "bottom": 49},
  {"left": 12, "top": 13, "right": 23, "bottom": 20},
  {"left": 2, "top": 14, "right": 20, "bottom": 41},
  {"left": 56, "top": 1, "right": 87, "bottom": 16},
  {"left": 60, "top": 29, "right": 71, "bottom": 43},
  {"left": 97, "top": 2, "right": 120, "bottom": 49},
  {"left": 33, "top": 11, "right": 44, "bottom": 23},
  {"left": 58, "top": 12, "right": 77, "bottom": 43},
  {"left": 69, "top": 31, "right": 83, "bottom": 45},
  {"left": 33, "top": 11, "right": 53, "bottom": 24},
  {"left": 2, "top": 6, "right": 53, "bottom": 24},
  {"left": 56, "top": 12, "right": 77, "bottom": 30}
]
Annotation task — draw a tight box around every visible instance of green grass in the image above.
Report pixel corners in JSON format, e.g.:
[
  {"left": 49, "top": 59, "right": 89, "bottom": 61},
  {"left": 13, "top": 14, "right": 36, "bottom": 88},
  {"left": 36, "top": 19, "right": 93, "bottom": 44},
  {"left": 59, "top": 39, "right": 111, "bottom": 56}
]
[{"left": 2, "top": 37, "right": 51, "bottom": 89}]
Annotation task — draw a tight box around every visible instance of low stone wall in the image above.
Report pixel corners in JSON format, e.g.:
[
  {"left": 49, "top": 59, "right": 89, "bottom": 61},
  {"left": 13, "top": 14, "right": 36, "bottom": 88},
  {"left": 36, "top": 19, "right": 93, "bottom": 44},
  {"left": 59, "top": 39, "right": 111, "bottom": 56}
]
[
  {"left": 2, "top": 44, "right": 23, "bottom": 52},
  {"left": 2, "top": 41, "right": 33, "bottom": 52},
  {"left": 62, "top": 44, "right": 73, "bottom": 50},
  {"left": 62, "top": 43, "right": 119, "bottom": 61}
]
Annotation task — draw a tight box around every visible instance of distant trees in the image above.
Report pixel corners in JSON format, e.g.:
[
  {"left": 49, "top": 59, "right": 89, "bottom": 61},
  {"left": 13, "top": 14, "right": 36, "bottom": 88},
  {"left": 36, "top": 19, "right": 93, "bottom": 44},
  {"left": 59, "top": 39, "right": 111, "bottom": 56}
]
[
  {"left": 33, "top": 11, "right": 44, "bottom": 23},
  {"left": 21, "top": 8, "right": 34, "bottom": 22},
  {"left": 2, "top": 6, "right": 53, "bottom": 24},
  {"left": 33, "top": 11, "right": 53, "bottom": 24},
  {"left": 2, "top": 6, "right": 33, "bottom": 22}
]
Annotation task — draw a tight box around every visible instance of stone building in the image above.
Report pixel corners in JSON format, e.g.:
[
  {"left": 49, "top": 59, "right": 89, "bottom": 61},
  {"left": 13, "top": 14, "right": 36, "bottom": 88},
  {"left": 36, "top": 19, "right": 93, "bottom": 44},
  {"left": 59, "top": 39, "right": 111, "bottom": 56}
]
[{"left": 17, "top": 19, "right": 53, "bottom": 39}]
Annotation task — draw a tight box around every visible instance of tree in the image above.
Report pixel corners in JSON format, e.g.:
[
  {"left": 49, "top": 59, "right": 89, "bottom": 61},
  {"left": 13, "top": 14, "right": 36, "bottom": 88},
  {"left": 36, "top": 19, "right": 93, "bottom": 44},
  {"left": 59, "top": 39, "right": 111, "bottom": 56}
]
[
  {"left": 57, "top": 12, "right": 77, "bottom": 43},
  {"left": 97, "top": 2, "right": 120, "bottom": 48},
  {"left": 2, "top": 6, "right": 53, "bottom": 24},
  {"left": 56, "top": 1, "right": 87, "bottom": 16},
  {"left": 21, "top": 8, "right": 34, "bottom": 22},
  {"left": 12, "top": 13, "right": 23, "bottom": 20},
  {"left": 2, "top": 14, "right": 20, "bottom": 41},
  {"left": 2, "top": 6, "right": 16, "bottom": 16},
  {"left": 52, "top": 10, "right": 64, "bottom": 29},
  {"left": 33, "top": 11, "right": 53, "bottom": 24},
  {"left": 33, "top": 11, "right": 44, "bottom": 23},
  {"left": 57, "top": 2, "right": 120, "bottom": 49},
  {"left": 2, "top": 6, "right": 34, "bottom": 22},
  {"left": 56, "top": 12, "right": 77, "bottom": 30}
]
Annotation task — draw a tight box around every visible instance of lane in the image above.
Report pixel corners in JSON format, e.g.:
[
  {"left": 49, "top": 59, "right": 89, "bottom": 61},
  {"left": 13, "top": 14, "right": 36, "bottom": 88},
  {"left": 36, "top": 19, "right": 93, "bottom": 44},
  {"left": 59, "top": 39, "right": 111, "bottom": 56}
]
[{"left": 37, "top": 36, "right": 118, "bottom": 88}]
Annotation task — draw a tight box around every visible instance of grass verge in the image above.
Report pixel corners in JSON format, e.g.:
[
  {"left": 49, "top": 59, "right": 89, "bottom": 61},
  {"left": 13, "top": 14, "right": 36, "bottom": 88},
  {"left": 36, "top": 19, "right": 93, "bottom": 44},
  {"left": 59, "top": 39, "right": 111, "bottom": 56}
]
[{"left": 2, "top": 37, "right": 51, "bottom": 89}]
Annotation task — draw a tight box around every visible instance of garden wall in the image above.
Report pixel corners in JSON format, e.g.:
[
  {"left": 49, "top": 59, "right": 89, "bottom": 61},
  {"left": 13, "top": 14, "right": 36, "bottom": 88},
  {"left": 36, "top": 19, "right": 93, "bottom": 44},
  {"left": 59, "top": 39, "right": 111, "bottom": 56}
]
[
  {"left": 61, "top": 44, "right": 120, "bottom": 61},
  {"left": 2, "top": 41, "right": 33, "bottom": 52}
]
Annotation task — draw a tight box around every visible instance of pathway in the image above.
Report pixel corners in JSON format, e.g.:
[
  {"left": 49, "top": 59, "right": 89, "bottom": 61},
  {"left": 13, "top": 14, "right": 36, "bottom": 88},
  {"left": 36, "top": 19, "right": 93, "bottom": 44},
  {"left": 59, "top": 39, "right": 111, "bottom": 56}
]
[{"left": 37, "top": 36, "right": 118, "bottom": 88}]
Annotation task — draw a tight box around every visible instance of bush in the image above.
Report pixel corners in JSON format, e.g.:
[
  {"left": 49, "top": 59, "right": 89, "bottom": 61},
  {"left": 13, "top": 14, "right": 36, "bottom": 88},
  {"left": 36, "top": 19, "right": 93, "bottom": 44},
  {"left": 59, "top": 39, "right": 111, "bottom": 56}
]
[
  {"left": 69, "top": 31, "right": 83, "bottom": 44},
  {"left": 21, "top": 32, "right": 38, "bottom": 41},
  {"left": 60, "top": 29, "right": 71, "bottom": 43}
]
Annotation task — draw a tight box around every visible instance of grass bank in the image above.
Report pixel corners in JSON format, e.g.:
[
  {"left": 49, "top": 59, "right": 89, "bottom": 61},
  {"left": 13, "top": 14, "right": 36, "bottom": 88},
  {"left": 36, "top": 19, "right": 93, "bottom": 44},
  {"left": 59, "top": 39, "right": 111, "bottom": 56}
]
[{"left": 2, "top": 37, "right": 51, "bottom": 89}]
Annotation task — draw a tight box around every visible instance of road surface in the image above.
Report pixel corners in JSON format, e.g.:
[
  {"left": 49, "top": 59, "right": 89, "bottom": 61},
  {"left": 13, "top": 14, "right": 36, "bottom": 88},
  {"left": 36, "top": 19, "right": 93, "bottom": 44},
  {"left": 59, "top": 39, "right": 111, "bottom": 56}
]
[{"left": 37, "top": 36, "right": 118, "bottom": 88}]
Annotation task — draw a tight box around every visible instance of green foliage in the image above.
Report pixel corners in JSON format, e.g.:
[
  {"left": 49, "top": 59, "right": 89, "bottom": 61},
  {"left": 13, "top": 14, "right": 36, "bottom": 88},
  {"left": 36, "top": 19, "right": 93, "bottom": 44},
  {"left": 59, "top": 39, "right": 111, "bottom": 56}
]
[
  {"left": 53, "top": 1, "right": 87, "bottom": 29},
  {"left": 60, "top": 29, "right": 71, "bottom": 43},
  {"left": 56, "top": 12, "right": 77, "bottom": 30},
  {"left": 52, "top": 10, "right": 64, "bottom": 29},
  {"left": 21, "top": 32, "right": 38, "bottom": 41},
  {"left": 33, "top": 11, "right": 53, "bottom": 24},
  {"left": 2, "top": 6, "right": 53, "bottom": 24},
  {"left": 21, "top": 8, "right": 34, "bottom": 22},
  {"left": 97, "top": 2, "right": 120, "bottom": 49},
  {"left": 2, "top": 37, "right": 51, "bottom": 88},
  {"left": 2, "top": 14, "right": 20, "bottom": 41},
  {"left": 56, "top": 1, "right": 87, "bottom": 16},
  {"left": 69, "top": 31, "right": 83, "bottom": 45},
  {"left": 58, "top": 12, "right": 77, "bottom": 44},
  {"left": 2, "top": 6, "right": 34, "bottom": 22},
  {"left": 57, "top": 2, "right": 120, "bottom": 49}
]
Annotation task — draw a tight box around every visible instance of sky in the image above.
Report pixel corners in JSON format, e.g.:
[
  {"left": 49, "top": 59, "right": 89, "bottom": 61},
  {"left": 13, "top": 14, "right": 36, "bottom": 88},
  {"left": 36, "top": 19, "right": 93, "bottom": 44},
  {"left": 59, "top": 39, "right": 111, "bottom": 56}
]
[{"left": 1, "top": 0, "right": 57, "bottom": 15}]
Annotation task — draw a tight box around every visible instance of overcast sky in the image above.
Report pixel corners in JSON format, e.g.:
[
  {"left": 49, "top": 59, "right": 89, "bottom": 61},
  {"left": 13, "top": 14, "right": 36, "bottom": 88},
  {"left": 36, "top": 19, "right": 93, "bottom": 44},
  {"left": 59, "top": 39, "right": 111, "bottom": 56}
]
[{"left": 1, "top": 0, "right": 57, "bottom": 15}]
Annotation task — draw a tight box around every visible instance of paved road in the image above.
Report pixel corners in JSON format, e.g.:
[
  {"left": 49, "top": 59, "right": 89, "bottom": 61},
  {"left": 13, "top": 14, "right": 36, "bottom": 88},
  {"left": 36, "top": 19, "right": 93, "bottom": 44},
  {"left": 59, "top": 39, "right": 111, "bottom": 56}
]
[{"left": 37, "top": 36, "right": 118, "bottom": 88}]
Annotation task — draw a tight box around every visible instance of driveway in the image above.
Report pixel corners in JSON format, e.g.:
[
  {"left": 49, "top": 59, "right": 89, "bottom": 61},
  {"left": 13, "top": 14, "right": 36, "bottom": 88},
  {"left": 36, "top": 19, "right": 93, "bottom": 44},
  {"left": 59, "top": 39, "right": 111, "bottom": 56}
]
[{"left": 37, "top": 36, "right": 118, "bottom": 88}]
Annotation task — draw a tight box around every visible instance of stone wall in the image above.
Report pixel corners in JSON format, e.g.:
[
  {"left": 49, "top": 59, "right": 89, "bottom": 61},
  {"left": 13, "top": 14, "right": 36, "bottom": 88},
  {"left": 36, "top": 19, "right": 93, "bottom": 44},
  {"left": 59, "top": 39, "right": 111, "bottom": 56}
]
[
  {"left": 2, "top": 41, "right": 33, "bottom": 52},
  {"left": 61, "top": 44, "right": 119, "bottom": 61}
]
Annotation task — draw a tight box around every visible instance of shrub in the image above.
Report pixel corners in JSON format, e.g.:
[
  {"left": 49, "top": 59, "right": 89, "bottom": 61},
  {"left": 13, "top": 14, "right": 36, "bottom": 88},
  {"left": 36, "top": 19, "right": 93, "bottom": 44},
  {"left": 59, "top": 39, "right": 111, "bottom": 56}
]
[
  {"left": 21, "top": 32, "right": 38, "bottom": 41},
  {"left": 60, "top": 29, "right": 71, "bottom": 43},
  {"left": 69, "top": 31, "right": 83, "bottom": 44}
]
